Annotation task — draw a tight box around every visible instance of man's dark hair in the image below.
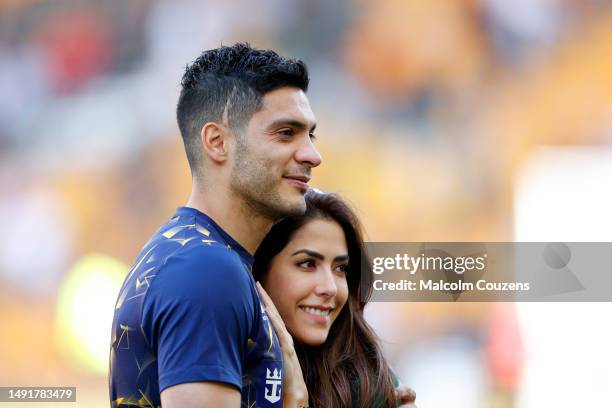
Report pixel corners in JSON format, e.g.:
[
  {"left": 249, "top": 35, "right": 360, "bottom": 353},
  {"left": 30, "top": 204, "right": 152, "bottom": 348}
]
[{"left": 176, "top": 42, "right": 309, "bottom": 178}]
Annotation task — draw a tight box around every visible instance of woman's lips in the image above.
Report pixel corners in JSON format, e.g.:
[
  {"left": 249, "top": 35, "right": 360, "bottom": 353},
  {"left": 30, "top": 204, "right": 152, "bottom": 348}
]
[{"left": 299, "top": 305, "right": 332, "bottom": 324}]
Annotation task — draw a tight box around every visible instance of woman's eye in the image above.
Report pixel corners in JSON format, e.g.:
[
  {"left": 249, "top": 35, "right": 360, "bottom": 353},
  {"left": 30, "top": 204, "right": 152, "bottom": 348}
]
[
  {"left": 297, "top": 259, "right": 315, "bottom": 269},
  {"left": 336, "top": 264, "right": 349, "bottom": 274}
]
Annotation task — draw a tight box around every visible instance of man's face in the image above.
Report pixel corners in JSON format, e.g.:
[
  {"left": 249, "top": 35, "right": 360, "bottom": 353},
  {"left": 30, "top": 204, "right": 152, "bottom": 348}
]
[{"left": 230, "top": 87, "right": 321, "bottom": 220}]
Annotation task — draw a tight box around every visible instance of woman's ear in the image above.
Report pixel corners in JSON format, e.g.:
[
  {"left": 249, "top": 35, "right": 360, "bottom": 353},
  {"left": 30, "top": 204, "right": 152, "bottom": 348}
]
[{"left": 200, "top": 122, "right": 229, "bottom": 163}]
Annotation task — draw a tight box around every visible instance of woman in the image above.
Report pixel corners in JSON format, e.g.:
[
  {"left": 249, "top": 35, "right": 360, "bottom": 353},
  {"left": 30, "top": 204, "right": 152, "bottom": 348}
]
[{"left": 253, "top": 190, "right": 415, "bottom": 408}]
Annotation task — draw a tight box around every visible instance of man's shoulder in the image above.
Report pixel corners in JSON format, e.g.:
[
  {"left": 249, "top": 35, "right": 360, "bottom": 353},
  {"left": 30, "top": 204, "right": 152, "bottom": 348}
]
[
  {"left": 161, "top": 240, "right": 248, "bottom": 276},
  {"left": 144, "top": 241, "right": 254, "bottom": 302},
  {"left": 142, "top": 214, "right": 247, "bottom": 275},
  {"left": 148, "top": 210, "right": 245, "bottom": 259},
  {"left": 135, "top": 213, "right": 256, "bottom": 308}
]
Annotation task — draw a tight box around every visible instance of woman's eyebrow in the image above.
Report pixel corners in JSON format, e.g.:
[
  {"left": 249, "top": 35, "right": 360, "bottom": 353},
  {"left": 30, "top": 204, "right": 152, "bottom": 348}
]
[
  {"left": 291, "top": 250, "right": 349, "bottom": 263},
  {"left": 291, "top": 249, "right": 324, "bottom": 260},
  {"left": 333, "top": 255, "right": 349, "bottom": 263}
]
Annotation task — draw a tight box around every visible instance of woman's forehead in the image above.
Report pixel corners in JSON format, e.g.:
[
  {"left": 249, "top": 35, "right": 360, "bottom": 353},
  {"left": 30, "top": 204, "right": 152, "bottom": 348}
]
[{"left": 286, "top": 218, "right": 347, "bottom": 253}]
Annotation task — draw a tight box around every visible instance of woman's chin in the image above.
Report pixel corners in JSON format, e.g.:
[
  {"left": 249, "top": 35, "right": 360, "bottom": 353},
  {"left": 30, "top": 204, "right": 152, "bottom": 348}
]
[{"left": 294, "top": 330, "right": 329, "bottom": 346}]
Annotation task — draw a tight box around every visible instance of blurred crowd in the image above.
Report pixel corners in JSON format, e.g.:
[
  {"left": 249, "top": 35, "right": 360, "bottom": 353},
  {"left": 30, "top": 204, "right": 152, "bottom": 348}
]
[{"left": 1, "top": 0, "right": 612, "bottom": 407}]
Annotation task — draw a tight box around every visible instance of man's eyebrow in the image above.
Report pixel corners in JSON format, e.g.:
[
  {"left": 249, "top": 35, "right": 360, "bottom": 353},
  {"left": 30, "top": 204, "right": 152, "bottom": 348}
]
[
  {"left": 291, "top": 249, "right": 324, "bottom": 260},
  {"left": 268, "top": 119, "right": 317, "bottom": 132}
]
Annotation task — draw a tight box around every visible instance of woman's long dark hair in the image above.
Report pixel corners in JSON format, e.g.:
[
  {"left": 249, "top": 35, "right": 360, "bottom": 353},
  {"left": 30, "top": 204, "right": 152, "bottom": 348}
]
[{"left": 253, "top": 190, "right": 398, "bottom": 408}]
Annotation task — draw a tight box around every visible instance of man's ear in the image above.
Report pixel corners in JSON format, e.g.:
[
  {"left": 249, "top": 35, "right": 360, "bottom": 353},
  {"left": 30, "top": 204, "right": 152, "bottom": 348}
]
[{"left": 200, "top": 122, "right": 230, "bottom": 163}]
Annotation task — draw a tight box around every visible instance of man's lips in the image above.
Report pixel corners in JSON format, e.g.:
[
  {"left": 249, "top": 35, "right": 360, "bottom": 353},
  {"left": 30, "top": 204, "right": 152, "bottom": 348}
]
[
  {"left": 284, "top": 175, "right": 310, "bottom": 183},
  {"left": 283, "top": 175, "right": 310, "bottom": 188}
]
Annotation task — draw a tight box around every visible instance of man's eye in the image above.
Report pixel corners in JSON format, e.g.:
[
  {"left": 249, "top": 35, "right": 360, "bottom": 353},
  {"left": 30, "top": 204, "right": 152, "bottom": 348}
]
[
  {"left": 278, "top": 129, "right": 294, "bottom": 136},
  {"left": 309, "top": 133, "right": 317, "bottom": 141}
]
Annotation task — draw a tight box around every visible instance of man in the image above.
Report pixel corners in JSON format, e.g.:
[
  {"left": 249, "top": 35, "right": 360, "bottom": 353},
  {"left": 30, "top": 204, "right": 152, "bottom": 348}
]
[{"left": 109, "top": 43, "right": 320, "bottom": 408}]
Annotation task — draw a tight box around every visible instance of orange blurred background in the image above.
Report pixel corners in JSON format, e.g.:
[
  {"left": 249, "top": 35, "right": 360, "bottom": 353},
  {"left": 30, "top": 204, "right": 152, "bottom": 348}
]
[{"left": 1, "top": 0, "right": 612, "bottom": 406}]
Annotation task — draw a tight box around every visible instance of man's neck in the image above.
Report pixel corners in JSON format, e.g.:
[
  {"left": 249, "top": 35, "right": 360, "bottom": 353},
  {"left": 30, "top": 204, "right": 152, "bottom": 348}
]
[{"left": 185, "top": 186, "right": 273, "bottom": 255}]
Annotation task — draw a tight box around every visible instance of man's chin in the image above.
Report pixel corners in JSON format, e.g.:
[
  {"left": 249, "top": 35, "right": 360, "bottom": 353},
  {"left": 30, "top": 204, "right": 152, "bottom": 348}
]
[
  {"left": 277, "top": 196, "right": 307, "bottom": 217},
  {"left": 263, "top": 191, "right": 305, "bottom": 218}
]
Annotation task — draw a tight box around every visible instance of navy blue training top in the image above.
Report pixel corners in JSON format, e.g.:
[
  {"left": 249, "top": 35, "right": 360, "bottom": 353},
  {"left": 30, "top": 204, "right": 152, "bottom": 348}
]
[{"left": 109, "top": 207, "right": 284, "bottom": 407}]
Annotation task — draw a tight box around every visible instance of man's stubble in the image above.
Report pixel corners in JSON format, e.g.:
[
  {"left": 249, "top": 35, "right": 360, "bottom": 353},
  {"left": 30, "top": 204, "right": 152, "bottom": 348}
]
[{"left": 230, "top": 142, "right": 307, "bottom": 222}]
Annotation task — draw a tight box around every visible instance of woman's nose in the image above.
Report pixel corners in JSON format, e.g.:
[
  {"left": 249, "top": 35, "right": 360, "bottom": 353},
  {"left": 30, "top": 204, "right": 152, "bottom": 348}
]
[{"left": 314, "top": 268, "right": 338, "bottom": 298}]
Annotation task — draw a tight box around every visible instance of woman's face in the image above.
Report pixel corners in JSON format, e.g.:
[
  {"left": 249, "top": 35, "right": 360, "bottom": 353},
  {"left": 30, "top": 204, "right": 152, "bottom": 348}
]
[{"left": 262, "top": 217, "right": 350, "bottom": 346}]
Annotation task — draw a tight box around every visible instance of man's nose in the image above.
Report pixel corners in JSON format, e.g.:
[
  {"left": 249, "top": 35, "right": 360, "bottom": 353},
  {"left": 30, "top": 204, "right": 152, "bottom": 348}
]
[{"left": 295, "top": 137, "right": 322, "bottom": 168}]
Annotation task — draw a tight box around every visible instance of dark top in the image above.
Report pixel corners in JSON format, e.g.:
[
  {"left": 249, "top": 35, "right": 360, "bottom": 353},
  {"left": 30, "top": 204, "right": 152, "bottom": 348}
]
[{"left": 109, "top": 206, "right": 284, "bottom": 407}]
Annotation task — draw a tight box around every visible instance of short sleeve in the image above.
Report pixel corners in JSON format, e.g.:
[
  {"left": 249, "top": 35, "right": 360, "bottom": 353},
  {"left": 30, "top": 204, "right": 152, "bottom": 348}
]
[{"left": 141, "top": 245, "right": 255, "bottom": 392}]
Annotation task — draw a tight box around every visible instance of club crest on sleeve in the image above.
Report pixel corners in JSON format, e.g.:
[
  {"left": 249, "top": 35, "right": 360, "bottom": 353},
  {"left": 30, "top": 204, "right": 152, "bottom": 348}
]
[{"left": 258, "top": 362, "right": 283, "bottom": 405}]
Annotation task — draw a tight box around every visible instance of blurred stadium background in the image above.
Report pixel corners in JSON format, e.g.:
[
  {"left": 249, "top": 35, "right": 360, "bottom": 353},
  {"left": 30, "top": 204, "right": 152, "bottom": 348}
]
[{"left": 1, "top": 0, "right": 612, "bottom": 406}]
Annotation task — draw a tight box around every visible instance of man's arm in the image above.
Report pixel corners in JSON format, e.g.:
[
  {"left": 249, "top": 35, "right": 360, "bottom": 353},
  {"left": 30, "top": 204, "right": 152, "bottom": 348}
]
[
  {"left": 161, "top": 382, "right": 240, "bottom": 407},
  {"left": 142, "top": 246, "right": 256, "bottom": 406}
]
